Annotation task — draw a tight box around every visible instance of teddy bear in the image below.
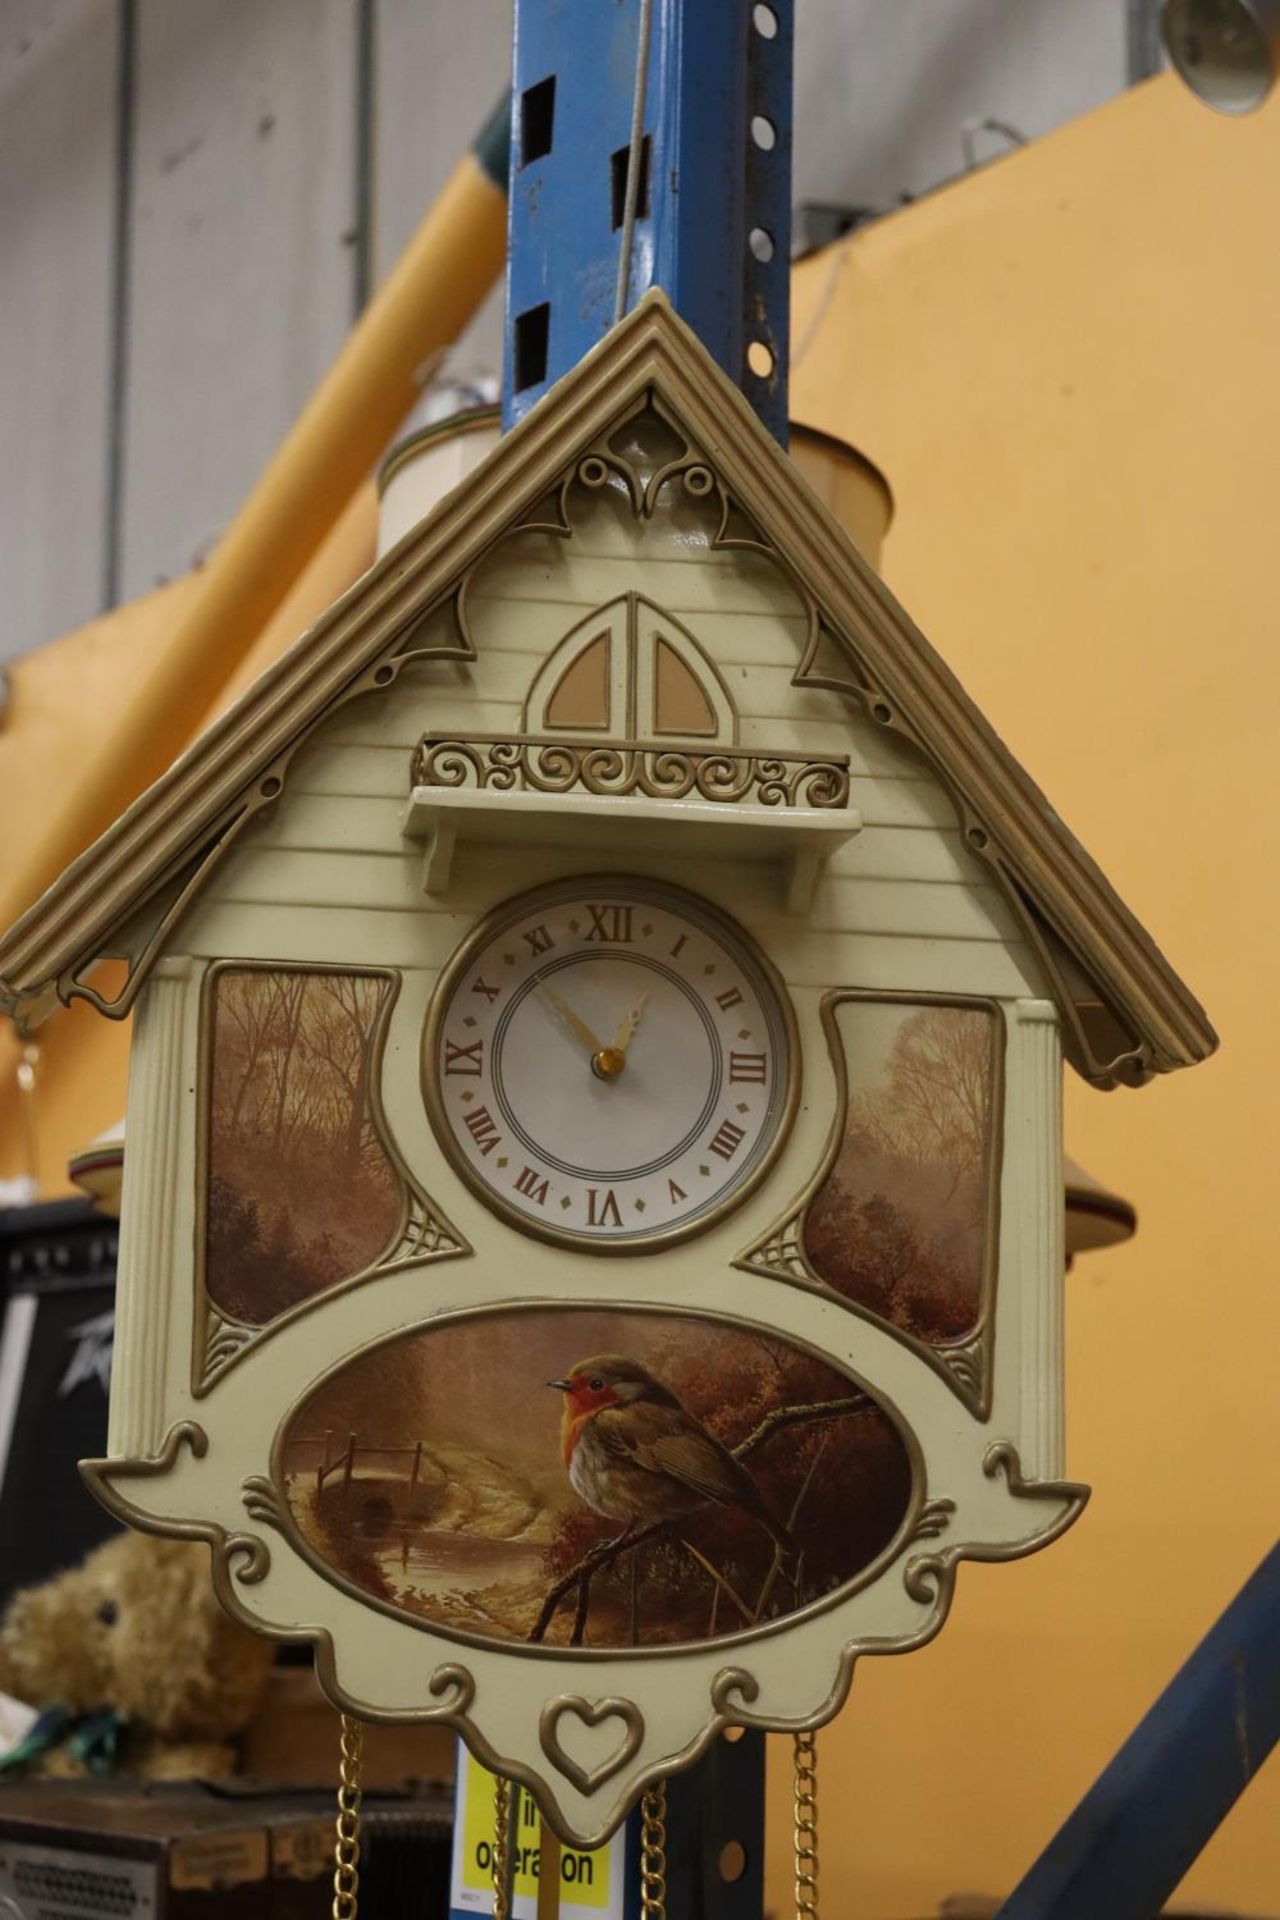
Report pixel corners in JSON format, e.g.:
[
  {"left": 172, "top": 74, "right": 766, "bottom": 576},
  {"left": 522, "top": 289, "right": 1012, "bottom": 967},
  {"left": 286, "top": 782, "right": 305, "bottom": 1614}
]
[{"left": 0, "top": 1529, "right": 275, "bottom": 1779}]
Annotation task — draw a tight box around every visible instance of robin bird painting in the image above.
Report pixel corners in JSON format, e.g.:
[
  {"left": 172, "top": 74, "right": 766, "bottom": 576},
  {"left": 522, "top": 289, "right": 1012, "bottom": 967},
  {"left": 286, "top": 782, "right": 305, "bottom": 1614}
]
[{"left": 548, "top": 1354, "right": 796, "bottom": 1555}]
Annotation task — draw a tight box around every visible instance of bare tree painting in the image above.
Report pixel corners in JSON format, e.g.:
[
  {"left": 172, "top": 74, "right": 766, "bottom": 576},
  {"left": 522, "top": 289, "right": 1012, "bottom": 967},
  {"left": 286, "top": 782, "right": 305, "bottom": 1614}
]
[
  {"left": 204, "top": 968, "right": 400, "bottom": 1325},
  {"left": 280, "top": 1309, "right": 913, "bottom": 1651},
  {"left": 803, "top": 1001, "right": 998, "bottom": 1344}
]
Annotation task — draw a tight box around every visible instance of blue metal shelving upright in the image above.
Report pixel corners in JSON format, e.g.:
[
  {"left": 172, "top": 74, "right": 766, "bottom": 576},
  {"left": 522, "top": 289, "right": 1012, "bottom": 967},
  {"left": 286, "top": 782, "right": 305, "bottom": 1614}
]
[
  {"left": 492, "top": 4, "right": 796, "bottom": 1910},
  {"left": 502, "top": 0, "right": 794, "bottom": 446}
]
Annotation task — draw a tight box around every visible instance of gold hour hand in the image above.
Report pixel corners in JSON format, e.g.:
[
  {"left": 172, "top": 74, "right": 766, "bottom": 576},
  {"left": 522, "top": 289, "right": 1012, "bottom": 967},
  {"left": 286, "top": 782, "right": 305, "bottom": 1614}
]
[
  {"left": 538, "top": 986, "right": 605, "bottom": 1060},
  {"left": 611, "top": 990, "right": 651, "bottom": 1055}
]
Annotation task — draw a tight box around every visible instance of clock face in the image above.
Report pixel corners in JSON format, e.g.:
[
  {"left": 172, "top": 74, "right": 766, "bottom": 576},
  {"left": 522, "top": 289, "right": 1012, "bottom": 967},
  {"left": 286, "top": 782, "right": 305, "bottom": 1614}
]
[{"left": 425, "top": 877, "right": 797, "bottom": 1250}]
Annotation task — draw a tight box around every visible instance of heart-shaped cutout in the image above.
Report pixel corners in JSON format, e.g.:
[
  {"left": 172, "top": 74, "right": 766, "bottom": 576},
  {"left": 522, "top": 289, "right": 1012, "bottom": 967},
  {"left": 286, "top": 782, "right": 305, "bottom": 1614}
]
[{"left": 539, "top": 1694, "right": 644, "bottom": 1796}]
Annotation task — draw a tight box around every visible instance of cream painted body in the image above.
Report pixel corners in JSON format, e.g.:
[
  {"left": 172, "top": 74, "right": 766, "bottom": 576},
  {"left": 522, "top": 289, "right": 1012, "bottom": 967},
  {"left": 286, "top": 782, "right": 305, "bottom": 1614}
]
[{"left": 99, "top": 410, "right": 1077, "bottom": 1846}]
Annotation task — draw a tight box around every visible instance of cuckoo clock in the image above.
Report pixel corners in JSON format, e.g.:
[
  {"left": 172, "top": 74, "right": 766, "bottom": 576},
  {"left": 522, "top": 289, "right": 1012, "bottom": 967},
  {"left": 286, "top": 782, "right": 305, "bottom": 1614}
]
[{"left": 0, "top": 294, "right": 1215, "bottom": 1848}]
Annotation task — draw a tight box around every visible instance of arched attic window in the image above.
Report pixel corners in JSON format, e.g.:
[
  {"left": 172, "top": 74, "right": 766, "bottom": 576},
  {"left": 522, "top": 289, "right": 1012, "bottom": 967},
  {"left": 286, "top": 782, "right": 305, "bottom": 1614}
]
[{"left": 523, "top": 592, "right": 737, "bottom": 744}]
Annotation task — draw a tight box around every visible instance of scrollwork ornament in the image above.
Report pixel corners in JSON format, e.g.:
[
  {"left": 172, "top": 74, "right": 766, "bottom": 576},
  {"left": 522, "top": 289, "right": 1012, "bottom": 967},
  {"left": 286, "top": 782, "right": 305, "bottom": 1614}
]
[
  {"left": 646, "top": 750, "right": 698, "bottom": 798},
  {"left": 204, "top": 1313, "right": 254, "bottom": 1375},
  {"left": 909, "top": 1498, "right": 957, "bottom": 1546},
  {"left": 411, "top": 733, "right": 851, "bottom": 810},
  {"left": 241, "top": 1474, "right": 286, "bottom": 1533},
  {"left": 380, "top": 1192, "right": 466, "bottom": 1268},
  {"left": 940, "top": 1339, "right": 984, "bottom": 1396},
  {"left": 694, "top": 754, "right": 755, "bottom": 803},
  {"left": 427, "top": 1663, "right": 476, "bottom": 1714},
  {"left": 577, "top": 455, "right": 611, "bottom": 490},
  {"left": 710, "top": 1667, "right": 761, "bottom": 1717},
  {"left": 903, "top": 1552, "right": 948, "bottom": 1606},
  {"left": 754, "top": 757, "right": 793, "bottom": 807},
  {"left": 415, "top": 740, "right": 485, "bottom": 789},
  {"left": 795, "top": 759, "right": 849, "bottom": 808},
  {"left": 222, "top": 1534, "right": 271, "bottom": 1586},
  {"left": 529, "top": 742, "right": 584, "bottom": 790},
  {"left": 578, "top": 746, "right": 630, "bottom": 793},
  {"left": 482, "top": 740, "right": 523, "bottom": 790}
]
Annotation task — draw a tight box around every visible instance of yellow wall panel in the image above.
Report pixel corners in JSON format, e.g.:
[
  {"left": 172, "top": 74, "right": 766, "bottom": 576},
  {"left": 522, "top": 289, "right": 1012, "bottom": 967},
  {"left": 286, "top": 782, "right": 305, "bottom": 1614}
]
[{"left": 782, "top": 73, "right": 1280, "bottom": 1915}]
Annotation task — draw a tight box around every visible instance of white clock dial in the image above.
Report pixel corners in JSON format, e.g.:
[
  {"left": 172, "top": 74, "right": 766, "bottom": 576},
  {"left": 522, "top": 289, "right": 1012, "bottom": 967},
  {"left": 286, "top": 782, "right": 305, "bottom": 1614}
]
[{"left": 425, "top": 877, "right": 797, "bottom": 1249}]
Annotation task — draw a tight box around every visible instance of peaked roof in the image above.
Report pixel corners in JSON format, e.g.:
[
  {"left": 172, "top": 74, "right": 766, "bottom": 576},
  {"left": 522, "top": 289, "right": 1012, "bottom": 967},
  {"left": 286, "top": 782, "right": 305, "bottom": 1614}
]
[{"left": 0, "top": 291, "right": 1215, "bottom": 1088}]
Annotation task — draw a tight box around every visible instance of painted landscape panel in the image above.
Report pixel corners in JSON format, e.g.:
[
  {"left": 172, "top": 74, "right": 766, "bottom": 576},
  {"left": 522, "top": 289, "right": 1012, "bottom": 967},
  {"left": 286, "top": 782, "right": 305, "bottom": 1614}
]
[
  {"left": 204, "top": 967, "right": 399, "bottom": 1325},
  {"left": 803, "top": 1000, "right": 999, "bottom": 1345},
  {"left": 279, "top": 1309, "right": 914, "bottom": 1650}
]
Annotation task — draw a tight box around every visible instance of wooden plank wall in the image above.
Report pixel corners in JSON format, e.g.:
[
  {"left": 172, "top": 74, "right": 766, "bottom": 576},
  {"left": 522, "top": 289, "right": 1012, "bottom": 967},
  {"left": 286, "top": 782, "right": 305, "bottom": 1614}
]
[
  {"left": 0, "top": 0, "right": 512, "bottom": 667},
  {"left": 0, "top": 0, "right": 119, "bottom": 658},
  {"left": 120, "top": 0, "right": 361, "bottom": 603},
  {"left": 0, "top": 0, "right": 1129, "bottom": 666}
]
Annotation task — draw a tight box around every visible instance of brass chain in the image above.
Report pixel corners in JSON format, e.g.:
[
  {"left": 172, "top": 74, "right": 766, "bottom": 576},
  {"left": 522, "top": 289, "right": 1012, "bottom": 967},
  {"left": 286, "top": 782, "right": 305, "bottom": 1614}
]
[
  {"left": 794, "top": 1731, "right": 819, "bottom": 1920},
  {"left": 639, "top": 1780, "right": 668, "bottom": 1919},
  {"left": 332, "top": 1714, "right": 364, "bottom": 1920},
  {"left": 492, "top": 1775, "right": 514, "bottom": 1920}
]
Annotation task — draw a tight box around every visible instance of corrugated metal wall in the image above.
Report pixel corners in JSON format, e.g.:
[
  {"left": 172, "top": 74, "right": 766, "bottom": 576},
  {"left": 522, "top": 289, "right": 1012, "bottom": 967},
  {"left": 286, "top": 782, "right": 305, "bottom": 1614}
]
[{"left": 0, "top": 0, "right": 1132, "bottom": 666}]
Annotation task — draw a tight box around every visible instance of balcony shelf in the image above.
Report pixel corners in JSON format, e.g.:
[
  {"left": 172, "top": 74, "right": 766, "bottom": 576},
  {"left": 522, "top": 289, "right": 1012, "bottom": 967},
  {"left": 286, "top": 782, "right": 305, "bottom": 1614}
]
[{"left": 401, "top": 783, "right": 861, "bottom": 914}]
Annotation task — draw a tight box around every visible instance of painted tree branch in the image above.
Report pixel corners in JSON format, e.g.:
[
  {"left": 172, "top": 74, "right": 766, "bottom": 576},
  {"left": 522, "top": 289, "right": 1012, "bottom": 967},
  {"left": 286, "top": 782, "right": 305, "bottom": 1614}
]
[
  {"left": 734, "top": 1393, "right": 872, "bottom": 1459},
  {"left": 530, "top": 1516, "right": 668, "bottom": 1645},
  {"left": 528, "top": 1392, "right": 876, "bottom": 1645}
]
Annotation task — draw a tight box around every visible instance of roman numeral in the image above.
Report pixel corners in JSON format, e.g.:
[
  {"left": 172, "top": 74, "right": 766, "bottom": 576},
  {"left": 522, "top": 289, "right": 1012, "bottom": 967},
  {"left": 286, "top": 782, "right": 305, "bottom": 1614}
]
[
  {"left": 729, "top": 1050, "right": 767, "bottom": 1084},
  {"left": 514, "top": 1166, "right": 550, "bottom": 1206},
  {"left": 462, "top": 1106, "right": 502, "bottom": 1156},
  {"left": 444, "top": 1038, "right": 484, "bottom": 1076},
  {"left": 670, "top": 932, "right": 688, "bottom": 959},
  {"left": 584, "top": 903, "right": 633, "bottom": 944},
  {"left": 471, "top": 977, "right": 501, "bottom": 1004},
  {"left": 708, "top": 1118, "right": 746, "bottom": 1161},
  {"left": 668, "top": 1180, "right": 687, "bottom": 1205},
  {"left": 522, "top": 923, "right": 554, "bottom": 956},
  {"left": 715, "top": 986, "right": 744, "bottom": 1011},
  {"left": 587, "top": 1187, "right": 623, "bottom": 1228}
]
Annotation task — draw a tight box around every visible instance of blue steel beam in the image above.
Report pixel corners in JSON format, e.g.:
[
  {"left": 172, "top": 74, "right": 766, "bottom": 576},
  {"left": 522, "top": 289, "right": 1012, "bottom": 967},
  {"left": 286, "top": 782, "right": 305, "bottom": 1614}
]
[
  {"left": 502, "top": 0, "right": 793, "bottom": 443},
  {"left": 497, "top": 5, "right": 792, "bottom": 1908},
  {"left": 998, "top": 1539, "right": 1280, "bottom": 1918}
]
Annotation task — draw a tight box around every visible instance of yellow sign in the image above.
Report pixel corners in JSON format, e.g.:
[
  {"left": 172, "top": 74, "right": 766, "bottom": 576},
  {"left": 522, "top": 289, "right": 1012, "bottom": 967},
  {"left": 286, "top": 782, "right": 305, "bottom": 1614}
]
[{"left": 449, "top": 1745, "right": 625, "bottom": 1917}]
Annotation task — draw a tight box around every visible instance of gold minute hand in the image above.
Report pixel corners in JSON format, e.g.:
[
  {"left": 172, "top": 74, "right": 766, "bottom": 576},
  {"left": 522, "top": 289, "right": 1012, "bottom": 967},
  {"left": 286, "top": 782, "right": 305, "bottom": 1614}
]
[
  {"left": 611, "top": 990, "right": 651, "bottom": 1055},
  {"left": 538, "top": 985, "right": 606, "bottom": 1060}
]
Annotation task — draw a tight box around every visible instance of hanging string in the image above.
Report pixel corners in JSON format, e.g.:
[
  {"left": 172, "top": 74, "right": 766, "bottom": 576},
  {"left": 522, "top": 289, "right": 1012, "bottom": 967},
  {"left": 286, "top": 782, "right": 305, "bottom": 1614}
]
[
  {"left": 613, "top": 0, "right": 655, "bottom": 325},
  {"left": 332, "top": 1714, "right": 364, "bottom": 1920},
  {"left": 794, "top": 1731, "right": 819, "bottom": 1919}
]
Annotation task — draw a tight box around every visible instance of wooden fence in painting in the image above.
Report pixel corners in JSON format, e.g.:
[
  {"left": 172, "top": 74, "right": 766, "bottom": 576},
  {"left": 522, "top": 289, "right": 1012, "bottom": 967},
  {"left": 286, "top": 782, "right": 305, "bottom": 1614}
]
[{"left": 289, "top": 1430, "right": 428, "bottom": 1496}]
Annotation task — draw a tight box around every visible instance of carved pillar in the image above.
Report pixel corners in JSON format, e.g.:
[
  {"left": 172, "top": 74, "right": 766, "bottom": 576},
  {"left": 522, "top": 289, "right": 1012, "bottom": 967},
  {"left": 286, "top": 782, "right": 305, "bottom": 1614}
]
[
  {"left": 108, "top": 959, "right": 194, "bottom": 1458},
  {"left": 1012, "top": 998, "right": 1065, "bottom": 1480}
]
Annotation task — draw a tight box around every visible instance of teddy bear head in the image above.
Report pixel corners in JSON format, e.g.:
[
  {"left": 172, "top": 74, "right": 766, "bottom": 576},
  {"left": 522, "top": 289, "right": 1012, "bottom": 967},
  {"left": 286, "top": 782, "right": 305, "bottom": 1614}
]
[{"left": 0, "top": 1530, "right": 273, "bottom": 1740}]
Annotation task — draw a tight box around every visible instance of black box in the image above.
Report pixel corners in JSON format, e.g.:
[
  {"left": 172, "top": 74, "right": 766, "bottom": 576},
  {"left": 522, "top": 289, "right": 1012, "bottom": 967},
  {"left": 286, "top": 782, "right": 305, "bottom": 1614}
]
[
  {"left": 0, "top": 1777, "right": 452, "bottom": 1918},
  {"left": 0, "top": 1199, "right": 120, "bottom": 1607}
]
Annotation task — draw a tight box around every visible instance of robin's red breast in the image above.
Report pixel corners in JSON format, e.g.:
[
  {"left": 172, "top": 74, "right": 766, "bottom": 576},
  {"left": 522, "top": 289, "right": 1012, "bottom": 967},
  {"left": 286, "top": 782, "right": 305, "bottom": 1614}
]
[{"left": 548, "top": 1353, "right": 795, "bottom": 1554}]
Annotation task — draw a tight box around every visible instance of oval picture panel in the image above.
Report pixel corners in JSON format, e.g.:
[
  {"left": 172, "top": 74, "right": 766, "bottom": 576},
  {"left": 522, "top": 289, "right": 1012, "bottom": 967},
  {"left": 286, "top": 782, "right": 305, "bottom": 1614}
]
[{"left": 278, "top": 1309, "right": 915, "bottom": 1651}]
